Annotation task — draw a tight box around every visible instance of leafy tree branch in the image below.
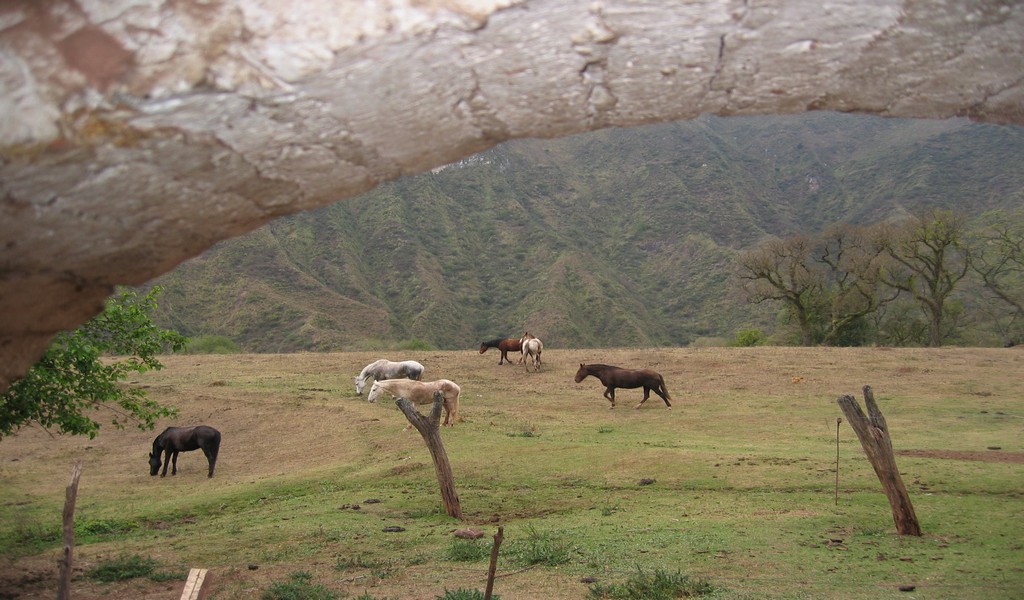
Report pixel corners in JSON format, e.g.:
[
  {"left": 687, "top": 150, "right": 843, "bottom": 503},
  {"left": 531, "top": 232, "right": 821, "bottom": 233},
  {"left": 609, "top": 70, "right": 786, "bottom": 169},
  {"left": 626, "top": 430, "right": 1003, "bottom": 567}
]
[{"left": 0, "top": 287, "right": 186, "bottom": 440}]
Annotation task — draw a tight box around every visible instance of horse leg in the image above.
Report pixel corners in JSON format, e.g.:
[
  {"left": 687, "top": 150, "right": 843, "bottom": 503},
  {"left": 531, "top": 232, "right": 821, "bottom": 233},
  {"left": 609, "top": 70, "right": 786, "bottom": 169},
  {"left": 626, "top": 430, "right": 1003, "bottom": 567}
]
[
  {"left": 160, "top": 449, "right": 172, "bottom": 477},
  {"left": 604, "top": 387, "right": 616, "bottom": 408},
  {"left": 202, "top": 446, "right": 218, "bottom": 477},
  {"left": 170, "top": 450, "right": 180, "bottom": 475},
  {"left": 635, "top": 387, "right": 651, "bottom": 409},
  {"left": 657, "top": 384, "right": 673, "bottom": 408},
  {"left": 498, "top": 349, "right": 506, "bottom": 365}
]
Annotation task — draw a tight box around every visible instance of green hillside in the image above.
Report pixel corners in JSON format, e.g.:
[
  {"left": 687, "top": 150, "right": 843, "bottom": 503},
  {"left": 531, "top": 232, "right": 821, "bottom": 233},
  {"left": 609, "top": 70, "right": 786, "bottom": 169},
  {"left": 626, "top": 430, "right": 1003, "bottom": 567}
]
[{"left": 149, "top": 113, "right": 1024, "bottom": 350}]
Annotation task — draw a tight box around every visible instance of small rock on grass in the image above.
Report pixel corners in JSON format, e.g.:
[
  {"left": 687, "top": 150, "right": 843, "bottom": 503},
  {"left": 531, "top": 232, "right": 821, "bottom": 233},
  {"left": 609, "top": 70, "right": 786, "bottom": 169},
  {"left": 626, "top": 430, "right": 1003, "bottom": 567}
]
[{"left": 454, "top": 527, "right": 485, "bottom": 539}]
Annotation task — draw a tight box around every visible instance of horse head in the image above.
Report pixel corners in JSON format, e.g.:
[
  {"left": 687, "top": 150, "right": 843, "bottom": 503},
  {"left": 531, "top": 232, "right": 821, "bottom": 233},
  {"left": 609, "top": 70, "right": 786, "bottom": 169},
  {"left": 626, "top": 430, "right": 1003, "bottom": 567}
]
[
  {"left": 574, "top": 363, "right": 589, "bottom": 383},
  {"left": 366, "top": 381, "right": 382, "bottom": 403},
  {"left": 354, "top": 374, "right": 366, "bottom": 395},
  {"left": 148, "top": 451, "right": 161, "bottom": 476}
]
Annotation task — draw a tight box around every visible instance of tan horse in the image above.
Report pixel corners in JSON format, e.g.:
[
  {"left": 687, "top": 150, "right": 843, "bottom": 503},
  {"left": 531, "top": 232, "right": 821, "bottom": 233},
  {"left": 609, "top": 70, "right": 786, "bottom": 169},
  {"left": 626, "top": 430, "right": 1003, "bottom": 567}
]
[
  {"left": 366, "top": 378, "right": 462, "bottom": 426},
  {"left": 519, "top": 332, "right": 543, "bottom": 372}
]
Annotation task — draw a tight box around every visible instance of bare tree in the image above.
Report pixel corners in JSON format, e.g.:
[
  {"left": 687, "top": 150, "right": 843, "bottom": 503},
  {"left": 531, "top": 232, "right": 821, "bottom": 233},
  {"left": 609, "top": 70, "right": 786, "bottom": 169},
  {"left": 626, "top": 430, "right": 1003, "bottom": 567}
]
[
  {"left": 737, "top": 235, "right": 823, "bottom": 346},
  {"left": 971, "top": 209, "right": 1024, "bottom": 345},
  {"left": 817, "top": 223, "right": 897, "bottom": 346},
  {"left": 876, "top": 209, "right": 971, "bottom": 347}
]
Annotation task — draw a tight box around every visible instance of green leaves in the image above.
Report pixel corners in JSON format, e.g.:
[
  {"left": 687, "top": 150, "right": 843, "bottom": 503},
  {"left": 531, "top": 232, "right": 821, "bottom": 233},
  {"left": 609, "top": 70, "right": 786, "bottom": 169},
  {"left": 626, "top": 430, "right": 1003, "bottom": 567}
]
[{"left": 0, "top": 287, "right": 186, "bottom": 439}]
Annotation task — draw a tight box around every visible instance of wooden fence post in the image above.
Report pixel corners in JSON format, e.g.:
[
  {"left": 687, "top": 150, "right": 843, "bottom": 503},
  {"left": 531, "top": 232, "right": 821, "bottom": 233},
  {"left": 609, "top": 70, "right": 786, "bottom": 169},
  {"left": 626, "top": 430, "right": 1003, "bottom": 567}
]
[
  {"left": 484, "top": 526, "right": 504, "bottom": 600},
  {"left": 836, "top": 385, "right": 921, "bottom": 536},
  {"left": 396, "top": 391, "right": 462, "bottom": 519},
  {"left": 58, "top": 460, "right": 83, "bottom": 600}
]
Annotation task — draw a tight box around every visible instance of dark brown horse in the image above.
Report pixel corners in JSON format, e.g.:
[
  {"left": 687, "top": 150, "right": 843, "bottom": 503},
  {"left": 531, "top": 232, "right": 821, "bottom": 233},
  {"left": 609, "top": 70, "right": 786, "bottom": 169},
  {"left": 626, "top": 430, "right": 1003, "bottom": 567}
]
[
  {"left": 574, "top": 363, "right": 672, "bottom": 409},
  {"left": 149, "top": 426, "right": 221, "bottom": 478},
  {"left": 479, "top": 337, "right": 522, "bottom": 364}
]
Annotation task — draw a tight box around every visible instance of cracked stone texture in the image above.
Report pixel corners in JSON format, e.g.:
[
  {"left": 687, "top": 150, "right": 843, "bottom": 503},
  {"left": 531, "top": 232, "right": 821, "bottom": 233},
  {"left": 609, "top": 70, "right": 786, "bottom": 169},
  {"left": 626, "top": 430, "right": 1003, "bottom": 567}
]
[{"left": 1, "top": 0, "right": 1023, "bottom": 391}]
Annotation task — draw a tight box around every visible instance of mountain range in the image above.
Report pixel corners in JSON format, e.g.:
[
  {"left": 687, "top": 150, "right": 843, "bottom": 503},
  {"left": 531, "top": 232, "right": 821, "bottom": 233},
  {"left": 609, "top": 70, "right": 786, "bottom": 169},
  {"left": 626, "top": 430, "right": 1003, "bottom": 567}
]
[{"left": 147, "top": 112, "right": 1024, "bottom": 351}]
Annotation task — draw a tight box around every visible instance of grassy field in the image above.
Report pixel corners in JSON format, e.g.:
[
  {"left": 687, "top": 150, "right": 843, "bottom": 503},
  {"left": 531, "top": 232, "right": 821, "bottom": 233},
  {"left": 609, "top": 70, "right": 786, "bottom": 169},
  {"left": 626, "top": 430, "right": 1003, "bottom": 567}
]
[{"left": 0, "top": 347, "right": 1021, "bottom": 599}]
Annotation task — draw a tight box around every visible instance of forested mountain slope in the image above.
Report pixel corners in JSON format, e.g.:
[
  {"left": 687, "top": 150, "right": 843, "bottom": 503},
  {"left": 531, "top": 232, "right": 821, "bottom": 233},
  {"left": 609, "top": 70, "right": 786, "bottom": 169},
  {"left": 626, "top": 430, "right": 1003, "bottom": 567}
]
[{"left": 149, "top": 113, "right": 1024, "bottom": 350}]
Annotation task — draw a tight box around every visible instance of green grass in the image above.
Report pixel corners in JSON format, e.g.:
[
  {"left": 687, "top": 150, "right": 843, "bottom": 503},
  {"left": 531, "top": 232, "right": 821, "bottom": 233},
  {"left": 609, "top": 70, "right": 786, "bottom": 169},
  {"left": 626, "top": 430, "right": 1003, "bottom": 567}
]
[
  {"left": 0, "top": 348, "right": 1021, "bottom": 599},
  {"left": 262, "top": 571, "right": 339, "bottom": 600},
  {"left": 587, "top": 567, "right": 714, "bottom": 599},
  {"left": 86, "top": 554, "right": 186, "bottom": 583}
]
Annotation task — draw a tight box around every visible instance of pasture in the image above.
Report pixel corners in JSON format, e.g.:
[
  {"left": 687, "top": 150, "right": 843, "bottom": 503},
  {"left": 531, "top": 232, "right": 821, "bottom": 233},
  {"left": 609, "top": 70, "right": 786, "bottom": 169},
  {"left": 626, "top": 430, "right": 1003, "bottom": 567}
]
[{"left": 0, "top": 347, "right": 1021, "bottom": 599}]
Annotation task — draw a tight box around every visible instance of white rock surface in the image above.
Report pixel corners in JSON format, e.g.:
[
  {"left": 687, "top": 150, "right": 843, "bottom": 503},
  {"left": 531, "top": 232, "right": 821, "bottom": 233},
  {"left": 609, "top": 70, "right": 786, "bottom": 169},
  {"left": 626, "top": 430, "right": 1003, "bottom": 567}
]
[{"left": 2, "top": 0, "right": 1022, "bottom": 389}]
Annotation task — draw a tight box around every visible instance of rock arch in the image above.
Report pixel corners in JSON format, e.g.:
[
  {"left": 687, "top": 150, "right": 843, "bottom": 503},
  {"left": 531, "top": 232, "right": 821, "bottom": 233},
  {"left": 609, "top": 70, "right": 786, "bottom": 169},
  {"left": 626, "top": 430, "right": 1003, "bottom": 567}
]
[{"left": 2, "top": 0, "right": 1022, "bottom": 389}]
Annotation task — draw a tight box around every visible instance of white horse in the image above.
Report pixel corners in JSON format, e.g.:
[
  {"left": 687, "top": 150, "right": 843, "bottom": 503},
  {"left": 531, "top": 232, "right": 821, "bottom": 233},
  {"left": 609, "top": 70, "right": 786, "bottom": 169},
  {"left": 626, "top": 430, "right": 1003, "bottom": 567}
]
[
  {"left": 354, "top": 359, "right": 425, "bottom": 395},
  {"left": 519, "top": 332, "right": 543, "bottom": 372},
  {"left": 366, "top": 378, "right": 462, "bottom": 427}
]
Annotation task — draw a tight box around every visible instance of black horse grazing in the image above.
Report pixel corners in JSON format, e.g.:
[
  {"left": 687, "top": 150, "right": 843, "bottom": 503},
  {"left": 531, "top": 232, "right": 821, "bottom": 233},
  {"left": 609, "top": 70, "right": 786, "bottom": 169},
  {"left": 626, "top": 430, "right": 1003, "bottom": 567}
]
[
  {"left": 149, "top": 426, "right": 221, "bottom": 478},
  {"left": 479, "top": 338, "right": 522, "bottom": 365},
  {"left": 574, "top": 363, "right": 673, "bottom": 409}
]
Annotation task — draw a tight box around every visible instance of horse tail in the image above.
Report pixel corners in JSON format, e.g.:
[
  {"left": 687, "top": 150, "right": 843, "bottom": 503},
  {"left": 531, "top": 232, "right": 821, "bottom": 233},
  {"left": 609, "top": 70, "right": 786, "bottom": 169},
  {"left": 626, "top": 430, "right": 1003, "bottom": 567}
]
[
  {"left": 444, "top": 380, "right": 461, "bottom": 424},
  {"left": 659, "top": 375, "right": 671, "bottom": 400}
]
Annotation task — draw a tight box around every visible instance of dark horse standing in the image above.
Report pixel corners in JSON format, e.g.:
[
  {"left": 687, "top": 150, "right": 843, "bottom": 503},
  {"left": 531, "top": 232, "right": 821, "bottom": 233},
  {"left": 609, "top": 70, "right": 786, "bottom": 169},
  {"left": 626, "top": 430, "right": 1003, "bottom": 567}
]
[
  {"left": 149, "top": 426, "right": 221, "bottom": 478},
  {"left": 479, "top": 338, "right": 522, "bottom": 365},
  {"left": 574, "top": 363, "right": 673, "bottom": 409}
]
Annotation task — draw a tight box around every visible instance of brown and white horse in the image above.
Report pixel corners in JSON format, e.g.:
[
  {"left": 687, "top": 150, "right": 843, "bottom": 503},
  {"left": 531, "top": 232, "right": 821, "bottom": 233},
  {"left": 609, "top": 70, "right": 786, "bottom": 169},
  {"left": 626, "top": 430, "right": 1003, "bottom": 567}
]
[{"left": 519, "top": 332, "right": 543, "bottom": 372}]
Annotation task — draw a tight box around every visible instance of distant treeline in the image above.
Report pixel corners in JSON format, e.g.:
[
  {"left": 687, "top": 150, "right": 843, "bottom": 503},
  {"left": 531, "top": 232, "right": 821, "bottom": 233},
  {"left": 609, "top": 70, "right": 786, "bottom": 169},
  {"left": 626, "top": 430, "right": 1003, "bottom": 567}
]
[{"left": 736, "top": 208, "right": 1023, "bottom": 347}]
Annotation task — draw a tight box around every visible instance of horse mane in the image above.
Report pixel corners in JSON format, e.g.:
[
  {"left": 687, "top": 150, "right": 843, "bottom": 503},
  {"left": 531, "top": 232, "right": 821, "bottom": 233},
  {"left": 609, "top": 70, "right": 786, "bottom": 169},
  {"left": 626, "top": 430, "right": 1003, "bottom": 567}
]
[{"left": 358, "top": 359, "right": 387, "bottom": 379}]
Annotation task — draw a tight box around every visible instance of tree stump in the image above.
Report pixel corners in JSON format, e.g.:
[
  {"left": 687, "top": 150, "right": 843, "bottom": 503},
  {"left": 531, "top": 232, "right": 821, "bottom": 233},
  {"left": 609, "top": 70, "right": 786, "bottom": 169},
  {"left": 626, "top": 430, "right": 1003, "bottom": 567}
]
[
  {"left": 396, "top": 391, "right": 462, "bottom": 519},
  {"left": 836, "top": 385, "right": 921, "bottom": 536}
]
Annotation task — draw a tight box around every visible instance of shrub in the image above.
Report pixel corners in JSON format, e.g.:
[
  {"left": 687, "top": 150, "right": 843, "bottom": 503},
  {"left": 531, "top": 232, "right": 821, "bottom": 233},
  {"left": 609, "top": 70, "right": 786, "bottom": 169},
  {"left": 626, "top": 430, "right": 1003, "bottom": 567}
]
[
  {"left": 76, "top": 517, "right": 138, "bottom": 537},
  {"left": 87, "top": 554, "right": 158, "bottom": 582},
  {"left": 187, "top": 335, "right": 240, "bottom": 354},
  {"left": 398, "top": 338, "right": 435, "bottom": 351},
  {"left": 587, "top": 567, "right": 714, "bottom": 599},
  {"left": 446, "top": 538, "right": 491, "bottom": 562},
  {"left": 262, "top": 571, "right": 339, "bottom": 600},
  {"left": 509, "top": 525, "right": 570, "bottom": 567},
  {"left": 732, "top": 328, "right": 767, "bottom": 347}
]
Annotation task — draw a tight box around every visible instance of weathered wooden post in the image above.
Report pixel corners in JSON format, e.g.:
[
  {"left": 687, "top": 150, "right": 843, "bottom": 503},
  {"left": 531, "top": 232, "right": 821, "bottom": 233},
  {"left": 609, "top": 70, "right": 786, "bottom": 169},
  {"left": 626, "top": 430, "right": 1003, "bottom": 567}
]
[
  {"left": 396, "top": 391, "right": 462, "bottom": 519},
  {"left": 836, "top": 385, "right": 921, "bottom": 536},
  {"left": 484, "top": 526, "right": 504, "bottom": 600},
  {"left": 58, "top": 460, "right": 83, "bottom": 600}
]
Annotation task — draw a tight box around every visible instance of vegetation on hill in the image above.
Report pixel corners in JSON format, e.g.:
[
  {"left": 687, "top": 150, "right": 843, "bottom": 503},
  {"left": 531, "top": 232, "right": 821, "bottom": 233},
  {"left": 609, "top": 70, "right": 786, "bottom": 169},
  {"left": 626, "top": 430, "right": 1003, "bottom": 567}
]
[{"left": 148, "top": 113, "right": 1024, "bottom": 351}]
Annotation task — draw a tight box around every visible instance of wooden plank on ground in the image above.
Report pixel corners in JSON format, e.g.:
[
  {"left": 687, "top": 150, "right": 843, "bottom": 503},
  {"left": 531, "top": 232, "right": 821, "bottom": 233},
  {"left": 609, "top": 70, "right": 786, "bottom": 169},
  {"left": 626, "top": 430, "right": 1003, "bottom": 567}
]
[{"left": 180, "top": 568, "right": 211, "bottom": 600}]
